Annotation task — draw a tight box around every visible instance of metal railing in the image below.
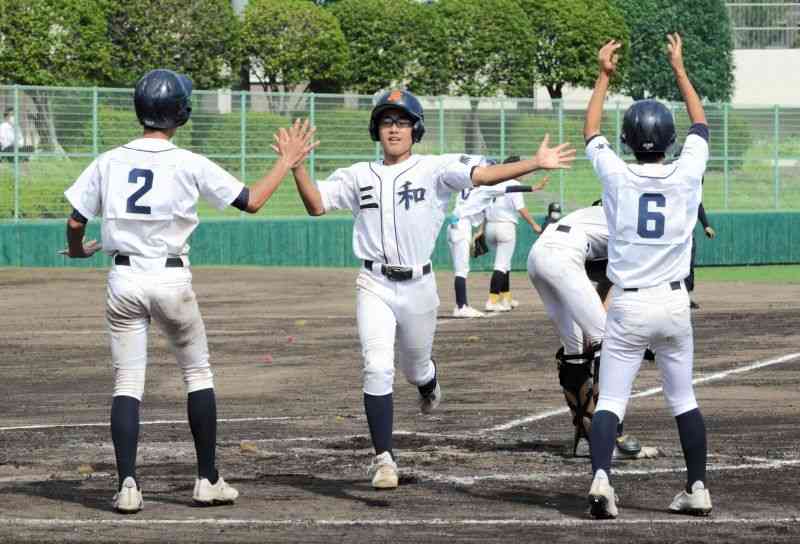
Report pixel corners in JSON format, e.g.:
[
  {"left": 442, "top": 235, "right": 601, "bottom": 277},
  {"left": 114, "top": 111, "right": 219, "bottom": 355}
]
[
  {"left": 727, "top": 1, "right": 800, "bottom": 48},
  {"left": 1, "top": 85, "right": 799, "bottom": 220}
]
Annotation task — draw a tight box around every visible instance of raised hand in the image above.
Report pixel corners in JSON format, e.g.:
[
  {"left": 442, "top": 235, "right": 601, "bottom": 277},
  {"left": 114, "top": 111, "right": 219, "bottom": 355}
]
[
  {"left": 272, "top": 118, "right": 319, "bottom": 168},
  {"left": 598, "top": 40, "right": 622, "bottom": 76},
  {"left": 667, "top": 33, "right": 686, "bottom": 75},
  {"left": 533, "top": 134, "right": 576, "bottom": 170}
]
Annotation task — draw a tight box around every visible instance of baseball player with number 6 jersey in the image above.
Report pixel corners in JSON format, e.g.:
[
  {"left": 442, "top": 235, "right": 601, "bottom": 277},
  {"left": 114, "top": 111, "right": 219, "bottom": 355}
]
[
  {"left": 583, "top": 35, "right": 712, "bottom": 519},
  {"left": 285, "top": 89, "right": 575, "bottom": 489},
  {"left": 62, "top": 69, "right": 317, "bottom": 513}
]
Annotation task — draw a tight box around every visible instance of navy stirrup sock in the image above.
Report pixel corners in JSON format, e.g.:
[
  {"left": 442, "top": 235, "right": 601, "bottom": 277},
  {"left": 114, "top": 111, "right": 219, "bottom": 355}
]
[
  {"left": 111, "top": 395, "right": 141, "bottom": 490},
  {"left": 364, "top": 393, "right": 394, "bottom": 458},
  {"left": 454, "top": 276, "right": 468, "bottom": 308},
  {"left": 590, "top": 410, "right": 619, "bottom": 475},
  {"left": 188, "top": 388, "right": 219, "bottom": 484},
  {"left": 676, "top": 408, "right": 707, "bottom": 492}
]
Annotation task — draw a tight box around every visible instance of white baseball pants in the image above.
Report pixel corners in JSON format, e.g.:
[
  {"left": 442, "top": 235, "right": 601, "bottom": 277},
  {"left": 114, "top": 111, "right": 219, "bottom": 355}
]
[
  {"left": 527, "top": 240, "right": 606, "bottom": 356},
  {"left": 106, "top": 258, "right": 213, "bottom": 401},
  {"left": 596, "top": 283, "right": 697, "bottom": 420},
  {"left": 356, "top": 269, "right": 437, "bottom": 396},
  {"left": 485, "top": 221, "right": 516, "bottom": 272},
  {"left": 447, "top": 218, "right": 472, "bottom": 278}
]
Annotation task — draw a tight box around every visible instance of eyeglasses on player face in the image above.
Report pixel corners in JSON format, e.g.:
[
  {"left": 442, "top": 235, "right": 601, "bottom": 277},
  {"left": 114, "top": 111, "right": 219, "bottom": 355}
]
[{"left": 379, "top": 115, "right": 414, "bottom": 129}]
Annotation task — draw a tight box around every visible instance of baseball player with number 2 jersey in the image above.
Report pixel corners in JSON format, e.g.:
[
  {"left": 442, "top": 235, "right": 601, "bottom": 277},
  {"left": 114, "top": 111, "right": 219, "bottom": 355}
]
[
  {"left": 286, "top": 89, "right": 575, "bottom": 489},
  {"left": 583, "top": 35, "right": 712, "bottom": 520},
  {"left": 62, "top": 69, "right": 317, "bottom": 514}
]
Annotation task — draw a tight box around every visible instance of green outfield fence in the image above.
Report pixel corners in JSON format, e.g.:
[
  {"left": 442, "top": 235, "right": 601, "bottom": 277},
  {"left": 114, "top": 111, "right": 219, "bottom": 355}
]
[
  {"left": 2, "top": 85, "right": 800, "bottom": 222},
  {"left": 1, "top": 212, "right": 798, "bottom": 269}
]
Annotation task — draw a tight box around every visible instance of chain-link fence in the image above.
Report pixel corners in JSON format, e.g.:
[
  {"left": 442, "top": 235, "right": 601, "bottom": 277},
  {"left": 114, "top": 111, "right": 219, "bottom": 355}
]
[
  {"left": 727, "top": 1, "right": 800, "bottom": 48},
  {"left": 1, "top": 85, "right": 799, "bottom": 220}
]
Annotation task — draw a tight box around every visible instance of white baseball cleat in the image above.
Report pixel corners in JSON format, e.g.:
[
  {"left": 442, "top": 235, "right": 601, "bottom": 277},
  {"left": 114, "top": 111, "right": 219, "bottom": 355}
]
[
  {"left": 368, "top": 451, "right": 399, "bottom": 489},
  {"left": 509, "top": 298, "right": 520, "bottom": 309},
  {"left": 574, "top": 437, "right": 591, "bottom": 457},
  {"left": 452, "top": 305, "right": 485, "bottom": 318},
  {"left": 193, "top": 476, "right": 239, "bottom": 505},
  {"left": 112, "top": 476, "right": 143, "bottom": 514},
  {"left": 587, "top": 469, "right": 618, "bottom": 519},
  {"left": 669, "top": 481, "right": 712, "bottom": 516},
  {"left": 485, "top": 299, "right": 511, "bottom": 312},
  {"left": 419, "top": 380, "right": 442, "bottom": 414}
]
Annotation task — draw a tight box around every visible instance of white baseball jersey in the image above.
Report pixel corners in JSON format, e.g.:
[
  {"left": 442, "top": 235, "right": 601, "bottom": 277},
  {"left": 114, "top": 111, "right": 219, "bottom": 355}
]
[
  {"left": 586, "top": 125, "right": 709, "bottom": 288},
  {"left": 64, "top": 137, "right": 245, "bottom": 259},
  {"left": 317, "top": 153, "right": 483, "bottom": 266},
  {"left": 452, "top": 187, "right": 485, "bottom": 227},
  {"left": 484, "top": 180, "right": 524, "bottom": 223},
  {"left": 540, "top": 205, "right": 609, "bottom": 261},
  {"left": 0, "top": 120, "right": 21, "bottom": 149}
]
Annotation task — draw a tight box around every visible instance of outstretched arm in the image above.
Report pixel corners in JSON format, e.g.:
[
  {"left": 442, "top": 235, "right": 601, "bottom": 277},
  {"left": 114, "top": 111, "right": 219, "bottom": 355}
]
[
  {"left": 667, "top": 33, "right": 706, "bottom": 125},
  {"left": 470, "top": 135, "right": 575, "bottom": 186},
  {"left": 291, "top": 163, "right": 325, "bottom": 216},
  {"left": 245, "top": 119, "right": 318, "bottom": 214},
  {"left": 584, "top": 40, "right": 621, "bottom": 141},
  {"left": 518, "top": 208, "right": 542, "bottom": 234}
]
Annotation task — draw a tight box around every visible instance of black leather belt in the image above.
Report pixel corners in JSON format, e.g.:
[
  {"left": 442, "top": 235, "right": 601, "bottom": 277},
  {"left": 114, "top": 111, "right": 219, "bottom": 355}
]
[
  {"left": 115, "top": 255, "right": 183, "bottom": 268},
  {"left": 624, "top": 281, "right": 682, "bottom": 292},
  {"left": 364, "top": 260, "right": 431, "bottom": 281},
  {"left": 556, "top": 224, "right": 571, "bottom": 233}
]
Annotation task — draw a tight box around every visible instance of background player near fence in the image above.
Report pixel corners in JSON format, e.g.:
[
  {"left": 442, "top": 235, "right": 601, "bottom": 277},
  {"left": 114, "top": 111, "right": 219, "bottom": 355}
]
[
  {"left": 447, "top": 185, "right": 487, "bottom": 318},
  {"left": 687, "top": 200, "right": 716, "bottom": 308},
  {"left": 583, "top": 35, "right": 712, "bottom": 519},
  {"left": 527, "top": 202, "right": 641, "bottom": 459},
  {"left": 62, "top": 69, "right": 317, "bottom": 514},
  {"left": 285, "top": 89, "right": 575, "bottom": 489},
  {"left": 541, "top": 201, "right": 563, "bottom": 232},
  {"left": 483, "top": 156, "right": 543, "bottom": 312},
  {"left": 447, "top": 167, "right": 548, "bottom": 318}
]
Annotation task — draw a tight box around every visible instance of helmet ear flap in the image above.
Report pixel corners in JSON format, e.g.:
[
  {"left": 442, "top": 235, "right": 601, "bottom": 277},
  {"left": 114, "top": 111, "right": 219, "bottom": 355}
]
[{"left": 412, "top": 120, "right": 425, "bottom": 143}]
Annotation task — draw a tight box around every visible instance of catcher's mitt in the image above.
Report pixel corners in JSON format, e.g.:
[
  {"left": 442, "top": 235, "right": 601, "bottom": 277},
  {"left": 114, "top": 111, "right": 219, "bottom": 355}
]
[{"left": 471, "top": 233, "right": 489, "bottom": 258}]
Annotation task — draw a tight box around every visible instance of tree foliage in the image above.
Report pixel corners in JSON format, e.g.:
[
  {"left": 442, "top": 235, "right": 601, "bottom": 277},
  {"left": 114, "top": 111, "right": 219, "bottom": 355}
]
[
  {"left": 106, "top": 0, "right": 240, "bottom": 89},
  {"left": 519, "top": 0, "right": 629, "bottom": 99},
  {"left": 330, "top": 0, "right": 450, "bottom": 95},
  {"left": 241, "top": 0, "right": 348, "bottom": 94},
  {"left": 433, "top": 0, "right": 537, "bottom": 98},
  {"left": 612, "top": 0, "right": 734, "bottom": 101},
  {"left": 0, "top": 0, "right": 113, "bottom": 86}
]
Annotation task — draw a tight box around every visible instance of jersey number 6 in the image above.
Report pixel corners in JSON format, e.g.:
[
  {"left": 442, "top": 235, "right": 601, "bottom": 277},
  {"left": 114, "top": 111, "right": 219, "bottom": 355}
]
[
  {"left": 637, "top": 193, "right": 665, "bottom": 239},
  {"left": 126, "top": 168, "right": 153, "bottom": 215}
]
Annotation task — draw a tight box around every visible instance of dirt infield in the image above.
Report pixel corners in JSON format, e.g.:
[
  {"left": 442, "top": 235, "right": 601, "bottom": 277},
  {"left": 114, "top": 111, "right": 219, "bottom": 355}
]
[{"left": 0, "top": 267, "right": 798, "bottom": 543}]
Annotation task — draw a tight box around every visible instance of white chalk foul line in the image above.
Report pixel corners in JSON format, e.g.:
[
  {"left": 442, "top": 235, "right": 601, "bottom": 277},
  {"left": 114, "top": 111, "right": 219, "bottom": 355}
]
[
  {"left": 0, "top": 517, "right": 797, "bottom": 528},
  {"left": 485, "top": 351, "right": 800, "bottom": 433},
  {"left": 410, "top": 457, "right": 800, "bottom": 486},
  {"left": 0, "top": 416, "right": 298, "bottom": 432}
]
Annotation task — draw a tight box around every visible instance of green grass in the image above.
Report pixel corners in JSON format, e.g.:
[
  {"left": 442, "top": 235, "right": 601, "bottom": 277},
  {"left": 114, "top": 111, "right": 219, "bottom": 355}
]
[{"left": 695, "top": 264, "right": 800, "bottom": 283}]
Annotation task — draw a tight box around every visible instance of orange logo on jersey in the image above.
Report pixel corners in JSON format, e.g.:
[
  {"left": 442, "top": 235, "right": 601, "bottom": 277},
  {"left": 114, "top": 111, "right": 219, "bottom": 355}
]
[{"left": 388, "top": 90, "right": 403, "bottom": 102}]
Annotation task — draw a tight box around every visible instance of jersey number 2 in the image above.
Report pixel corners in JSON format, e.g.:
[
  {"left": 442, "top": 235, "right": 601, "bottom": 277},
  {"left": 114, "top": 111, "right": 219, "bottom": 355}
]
[
  {"left": 126, "top": 169, "right": 153, "bottom": 214},
  {"left": 637, "top": 193, "right": 665, "bottom": 239}
]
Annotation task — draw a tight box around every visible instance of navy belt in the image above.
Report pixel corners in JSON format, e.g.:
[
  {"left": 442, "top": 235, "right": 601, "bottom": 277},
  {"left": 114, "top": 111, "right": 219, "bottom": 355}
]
[
  {"left": 115, "top": 255, "right": 183, "bottom": 268},
  {"left": 556, "top": 224, "right": 571, "bottom": 233},
  {"left": 624, "top": 281, "right": 682, "bottom": 292},
  {"left": 364, "top": 260, "right": 431, "bottom": 281}
]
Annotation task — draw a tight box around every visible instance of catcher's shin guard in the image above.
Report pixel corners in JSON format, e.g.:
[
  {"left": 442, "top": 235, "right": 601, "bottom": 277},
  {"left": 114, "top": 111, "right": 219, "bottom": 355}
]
[{"left": 556, "top": 346, "right": 599, "bottom": 456}]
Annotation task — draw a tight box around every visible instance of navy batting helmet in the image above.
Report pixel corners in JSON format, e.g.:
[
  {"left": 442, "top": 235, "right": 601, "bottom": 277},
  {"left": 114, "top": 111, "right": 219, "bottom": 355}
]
[
  {"left": 369, "top": 89, "right": 425, "bottom": 143},
  {"left": 134, "top": 69, "right": 192, "bottom": 130},
  {"left": 621, "top": 99, "right": 676, "bottom": 155}
]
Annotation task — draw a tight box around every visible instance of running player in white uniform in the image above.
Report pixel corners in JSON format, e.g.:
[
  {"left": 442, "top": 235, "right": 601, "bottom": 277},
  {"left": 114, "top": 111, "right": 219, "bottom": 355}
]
[
  {"left": 583, "top": 35, "right": 712, "bottom": 519},
  {"left": 285, "top": 89, "right": 575, "bottom": 489},
  {"left": 483, "top": 157, "right": 542, "bottom": 312},
  {"left": 62, "top": 69, "right": 317, "bottom": 513},
  {"left": 527, "top": 203, "right": 640, "bottom": 458}
]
